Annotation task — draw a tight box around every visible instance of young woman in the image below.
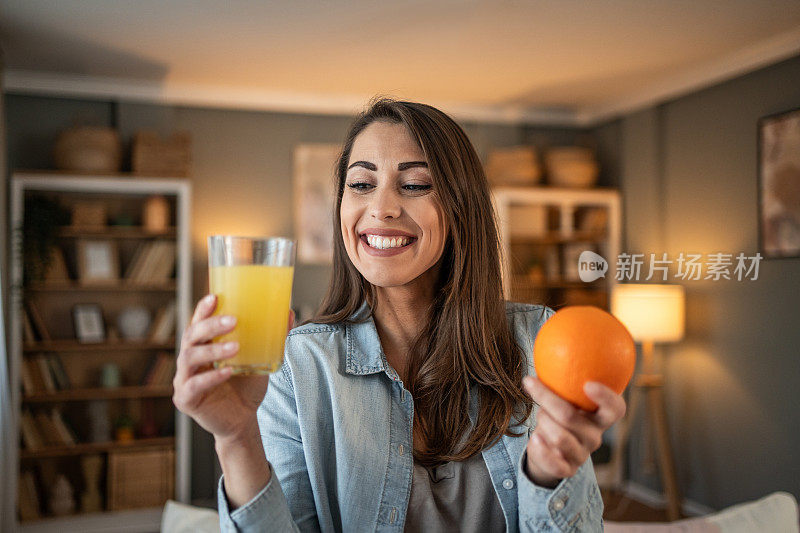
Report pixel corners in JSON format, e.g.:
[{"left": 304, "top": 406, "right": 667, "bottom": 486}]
[{"left": 173, "top": 99, "right": 626, "bottom": 532}]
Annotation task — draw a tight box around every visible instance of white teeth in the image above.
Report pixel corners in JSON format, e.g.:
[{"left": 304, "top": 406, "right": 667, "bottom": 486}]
[{"left": 365, "top": 234, "right": 411, "bottom": 249}]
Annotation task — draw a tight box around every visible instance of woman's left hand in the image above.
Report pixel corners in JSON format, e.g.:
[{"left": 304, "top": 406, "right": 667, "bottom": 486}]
[{"left": 522, "top": 376, "right": 627, "bottom": 488}]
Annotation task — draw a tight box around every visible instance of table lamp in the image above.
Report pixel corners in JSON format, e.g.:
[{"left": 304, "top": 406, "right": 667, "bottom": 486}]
[{"left": 610, "top": 283, "right": 685, "bottom": 521}]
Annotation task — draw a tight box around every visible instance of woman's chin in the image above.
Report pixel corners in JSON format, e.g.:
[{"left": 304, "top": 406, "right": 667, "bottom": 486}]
[{"left": 363, "top": 271, "right": 417, "bottom": 289}]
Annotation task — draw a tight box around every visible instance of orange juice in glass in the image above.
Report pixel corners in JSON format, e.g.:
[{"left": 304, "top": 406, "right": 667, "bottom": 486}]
[{"left": 208, "top": 236, "right": 295, "bottom": 374}]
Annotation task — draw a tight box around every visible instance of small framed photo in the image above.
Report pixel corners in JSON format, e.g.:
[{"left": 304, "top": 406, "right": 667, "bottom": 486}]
[
  {"left": 77, "top": 239, "right": 119, "bottom": 284},
  {"left": 73, "top": 304, "right": 106, "bottom": 344},
  {"left": 759, "top": 106, "right": 800, "bottom": 258}
]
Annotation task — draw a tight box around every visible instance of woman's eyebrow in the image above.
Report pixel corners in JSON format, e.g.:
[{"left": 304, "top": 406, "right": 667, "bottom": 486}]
[
  {"left": 398, "top": 161, "right": 428, "bottom": 170},
  {"left": 347, "top": 161, "right": 377, "bottom": 171},
  {"left": 347, "top": 161, "right": 428, "bottom": 171}
]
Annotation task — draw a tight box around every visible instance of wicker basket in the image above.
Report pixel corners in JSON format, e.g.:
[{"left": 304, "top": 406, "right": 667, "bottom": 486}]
[
  {"left": 486, "top": 146, "right": 541, "bottom": 186},
  {"left": 132, "top": 131, "right": 191, "bottom": 177},
  {"left": 107, "top": 448, "right": 174, "bottom": 510},
  {"left": 53, "top": 127, "right": 122, "bottom": 174},
  {"left": 545, "top": 146, "right": 599, "bottom": 188}
]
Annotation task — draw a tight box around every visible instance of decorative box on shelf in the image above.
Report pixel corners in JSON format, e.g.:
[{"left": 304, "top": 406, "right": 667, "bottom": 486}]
[{"left": 108, "top": 448, "right": 175, "bottom": 511}]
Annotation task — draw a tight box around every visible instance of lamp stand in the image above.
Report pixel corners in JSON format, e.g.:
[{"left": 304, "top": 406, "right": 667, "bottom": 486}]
[{"left": 608, "top": 340, "right": 682, "bottom": 521}]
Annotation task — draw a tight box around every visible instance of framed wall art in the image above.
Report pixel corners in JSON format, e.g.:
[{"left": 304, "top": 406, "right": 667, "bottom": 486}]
[
  {"left": 759, "top": 107, "right": 800, "bottom": 258},
  {"left": 293, "top": 144, "right": 340, "bottom": 264}
]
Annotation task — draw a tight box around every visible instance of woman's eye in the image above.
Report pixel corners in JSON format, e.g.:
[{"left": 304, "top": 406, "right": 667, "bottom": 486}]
[
  {"left": 346, "top": 182, "right": 373, "bottom": 191},
  {"left": 402, "top": 184, "right": 432, "bottom": 192}
]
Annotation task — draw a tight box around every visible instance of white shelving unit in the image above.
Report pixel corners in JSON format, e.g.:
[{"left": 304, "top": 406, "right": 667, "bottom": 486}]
[
  {"left": 4, "top": 173, "right": 192, "bottom": 532},
  {"left": 492, "top": 186, "right": 622, "bottom": 311}
]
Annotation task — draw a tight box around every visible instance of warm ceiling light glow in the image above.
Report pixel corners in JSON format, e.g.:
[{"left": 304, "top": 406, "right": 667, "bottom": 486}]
[{"left": 611, "top": 284, "right": 685, "bottom": 343}]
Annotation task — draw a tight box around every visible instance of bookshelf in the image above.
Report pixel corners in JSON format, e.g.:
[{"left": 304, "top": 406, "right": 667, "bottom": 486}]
[
  {"left": 6, "top": 173, "right": 192, "bottom": 531},
  {"left": 491, "top": 186, "right": 622, "bottom": 311}
]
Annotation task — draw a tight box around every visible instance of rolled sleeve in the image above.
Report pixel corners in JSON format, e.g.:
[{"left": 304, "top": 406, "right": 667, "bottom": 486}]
[
  {"left": 217, "top": 466, "right": 300, "bottom": 533},
  {"left": 516, "top": 449, "right": 604, "bottom": 532}
]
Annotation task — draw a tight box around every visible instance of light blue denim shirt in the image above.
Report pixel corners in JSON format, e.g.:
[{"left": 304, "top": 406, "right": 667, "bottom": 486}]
[{"left": 217, "top": 301, "right": 603, "bottom": 532}]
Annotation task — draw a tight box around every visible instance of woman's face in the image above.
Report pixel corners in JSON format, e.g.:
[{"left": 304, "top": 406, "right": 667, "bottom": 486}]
[{"left": 340, "top": 121, "right": 447, "bottom": 289}]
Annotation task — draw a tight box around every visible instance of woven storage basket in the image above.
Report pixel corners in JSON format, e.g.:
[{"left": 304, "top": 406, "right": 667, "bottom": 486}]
[
  {"left": 544, "top": 146, "right": 599, "bottom": 188},
  {"left": 132, "top": 131, "right": 191, "bottom": 177},
  {"left": 486, "top": 146, "right": 541, "bottom": 186},
  {"left": 53, "top": 126, "right": 122, "bottom": 174},
  {"left": 108, "top": 448, "right": 174, "bottom": 510}
]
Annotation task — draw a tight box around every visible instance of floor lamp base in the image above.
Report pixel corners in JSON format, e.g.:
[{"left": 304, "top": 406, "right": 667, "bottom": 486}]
[{"left": 608, "top": 342, "right": 682, "bottom": 521}]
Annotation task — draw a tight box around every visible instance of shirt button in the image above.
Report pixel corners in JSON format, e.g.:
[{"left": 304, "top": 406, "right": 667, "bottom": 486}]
[
  {"left": 398, "top": 444, "right": 405, "bottom": 456},
  {"left": 502, "top": 478, "right": 514, "bottom": 490},
  {"left": 401, "top": 389, "right": 405, "bottom": 401},
  {"left": 553, "top": 498, "right": 565, "bottom": 511},
  {"left": 390, "top": 507, "right": 397, "bottom": 523}
]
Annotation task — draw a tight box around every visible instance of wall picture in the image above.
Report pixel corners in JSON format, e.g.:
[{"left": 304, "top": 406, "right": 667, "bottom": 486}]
[
  {"left": 759, "top": 107, "right": 800, "bottom": 258},
  {"left": 293, "top": 144, "right": 340, "bottom": 264}
]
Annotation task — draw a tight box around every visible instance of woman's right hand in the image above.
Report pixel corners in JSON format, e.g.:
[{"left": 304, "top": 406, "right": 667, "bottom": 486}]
[{"left": 172, "top": 294, "right": 294, "bottom": 445}]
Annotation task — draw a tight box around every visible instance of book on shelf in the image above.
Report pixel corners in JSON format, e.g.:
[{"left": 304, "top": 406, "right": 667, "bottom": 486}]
[
  {"left": 26, "top": 301, "right": 52, "bottom": 341},
  {"left": 156, "top": 355, "right": 176, "bottom": 386},
  {"left": 125, "top": 240, "right": 176, "bottom": 284},
  {"left": 23, "top": 409, "right": 79, "bottom": 448},
  {"left": 22, "top": 355, "right": 70, "bottom": 394},
  {"left": 34, "top": 355, "right": 56, "bottom": 392},
  {"left": 151, "top": 241, "right": 177, "bottom": 280},
  {"left": 51, "top": 408, "right": 78, "bottom": 445},
  {"left": 22, "top": 310, "right": 36, "bottom": 343},
  {"left": 34, "top": 411, "right": 63, "bottom": 446},
  {"left": 124, "top": 242, "right": 148, "bottom": 280},
  {"left": 20, "top": 359, "right": 36, "bottom": 395},
  {"left": 149, "top": 301, "right": 176, "bottom": 343},
  {"left": 142, "top": 352, "right": 175, "bottom": 387},
  {"left": 22, "top": 358, "right": 47, "bottom": 394},
  {"left": 45, "top": 354, "right": 71, "bottom": 390},
  {"left": 19, "top": 411, "right": 44, "bottom": 450},
  {"left": 18, "top": 470, "right": 41, "bottom": 521},
  {"left": 43, "top": 245, "right": 71, "bottom": 284}
]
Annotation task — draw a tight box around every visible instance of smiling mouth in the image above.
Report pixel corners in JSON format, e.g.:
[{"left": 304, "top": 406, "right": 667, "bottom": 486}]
[{"left": 360, "top": 234, "right": 417, "bottom": 250}]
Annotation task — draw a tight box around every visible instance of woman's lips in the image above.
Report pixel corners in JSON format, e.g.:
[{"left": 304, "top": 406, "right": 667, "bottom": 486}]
[{"left": 360, "top": 234, "right": 416, "bottom": 257}]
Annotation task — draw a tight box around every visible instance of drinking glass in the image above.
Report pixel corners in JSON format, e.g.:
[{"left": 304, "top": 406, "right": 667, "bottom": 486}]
[{"left": 208, "top": 235, "right": 295, "bottom": 374}]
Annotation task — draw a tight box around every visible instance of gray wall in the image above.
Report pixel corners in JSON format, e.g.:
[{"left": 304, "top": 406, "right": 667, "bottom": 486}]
[{"left": 605, "top": 54, "right": 800, "bottom": 509}]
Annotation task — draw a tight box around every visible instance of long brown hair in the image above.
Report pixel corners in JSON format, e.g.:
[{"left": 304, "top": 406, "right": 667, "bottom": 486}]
[{"left": 313, "top": 98, "right": 533, "bottom": 466}]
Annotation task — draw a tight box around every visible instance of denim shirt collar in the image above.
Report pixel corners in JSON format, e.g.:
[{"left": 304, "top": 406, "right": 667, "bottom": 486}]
[{"left": 344, "top": 300, "right": 392, "bottom": 376}]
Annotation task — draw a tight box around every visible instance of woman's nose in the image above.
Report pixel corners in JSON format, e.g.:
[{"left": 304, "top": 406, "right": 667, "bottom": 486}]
[{"left": 369, "top": 186, "right": 402, "bottom": 219}]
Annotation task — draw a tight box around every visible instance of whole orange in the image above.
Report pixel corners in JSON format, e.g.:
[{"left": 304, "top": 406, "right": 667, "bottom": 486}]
[{"left": 533, "top": 306, "right": 635, "bottom": 411}]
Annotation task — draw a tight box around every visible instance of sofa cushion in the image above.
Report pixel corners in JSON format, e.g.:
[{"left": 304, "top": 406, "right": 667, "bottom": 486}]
[
  {"left": 605, "top": 491, "right": 799, "bottom": 533},
  {"left": 161, "top": 499, "right": 220, "bottom": 533}
]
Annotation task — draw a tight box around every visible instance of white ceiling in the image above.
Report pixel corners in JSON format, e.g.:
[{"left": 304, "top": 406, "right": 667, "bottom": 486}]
[{"left": 2, "top": 0, "right": 800, "bottom": 125}]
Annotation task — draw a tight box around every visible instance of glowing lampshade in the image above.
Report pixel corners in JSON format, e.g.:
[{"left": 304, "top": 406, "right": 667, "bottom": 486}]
[{"left": 611, "top": 284, "right": 685, "bottom": 343}]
